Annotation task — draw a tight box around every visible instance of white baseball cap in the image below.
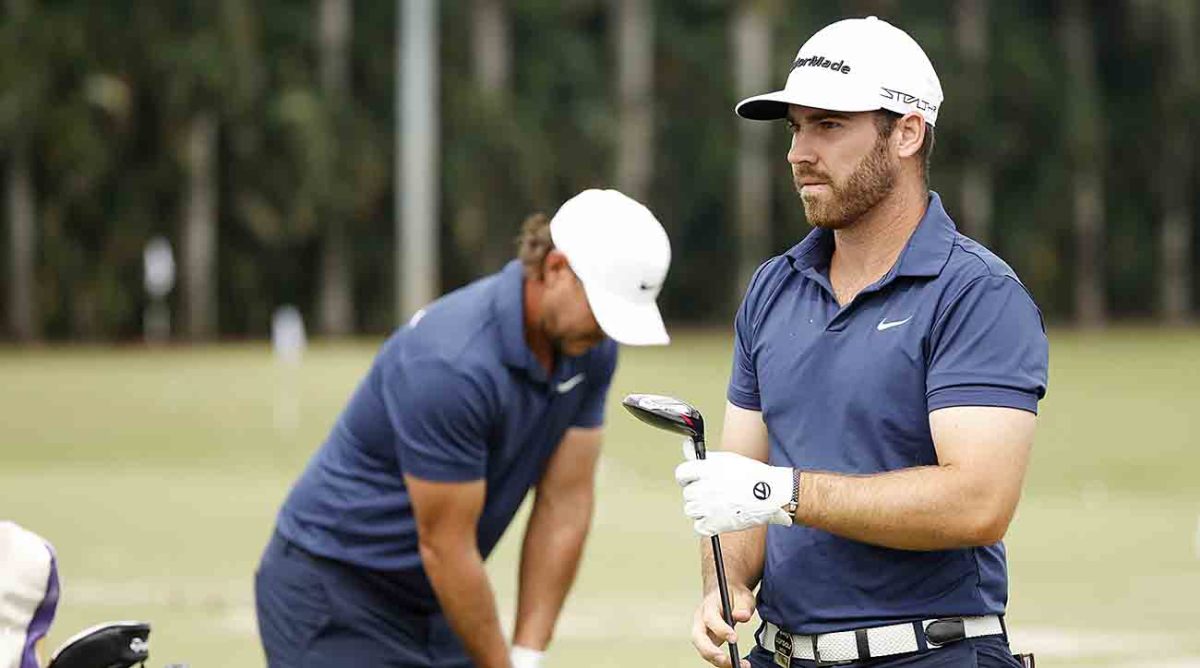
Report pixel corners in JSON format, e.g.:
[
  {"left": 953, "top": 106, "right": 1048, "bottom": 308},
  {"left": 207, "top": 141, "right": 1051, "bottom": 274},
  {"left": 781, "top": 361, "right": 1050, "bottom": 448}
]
[
  {"left": 736, "top": 16, "right": 943, "bottom": 126},
  {"left": 549, "top": 189, "right": 671, "bottom": 346}
]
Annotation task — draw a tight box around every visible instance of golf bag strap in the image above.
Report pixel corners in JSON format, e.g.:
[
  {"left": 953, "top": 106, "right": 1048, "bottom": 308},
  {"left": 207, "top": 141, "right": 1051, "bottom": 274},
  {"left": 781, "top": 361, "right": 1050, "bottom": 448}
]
[{"left": 759, "top": 615, "right": 1004, "bottom": 664}]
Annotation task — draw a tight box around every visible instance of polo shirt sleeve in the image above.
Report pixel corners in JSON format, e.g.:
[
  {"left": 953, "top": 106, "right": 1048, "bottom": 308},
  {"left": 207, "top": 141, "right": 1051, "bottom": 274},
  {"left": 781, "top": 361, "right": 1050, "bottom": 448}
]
[
  {"left": 572, "top": 340, "right": 618, "bottom": 429},
  {"left": 381, "top": 358, "right": 494, "bottom": 482},
  {"left": 926, "top": 275, "right": 1049, "bottom": 414},
  {"left": 727, "top": 265, "right": 767, "bottom": 411}
]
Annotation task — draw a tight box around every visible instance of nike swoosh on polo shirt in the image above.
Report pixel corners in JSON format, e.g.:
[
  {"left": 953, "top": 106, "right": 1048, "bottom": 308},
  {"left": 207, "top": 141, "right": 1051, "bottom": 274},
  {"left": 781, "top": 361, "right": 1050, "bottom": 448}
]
[
  {"left": 876, "top": 316, "right": 913, "bottom": 331},
  {"left": 556, "top": 373, "right": 586, "bottom": 394}
]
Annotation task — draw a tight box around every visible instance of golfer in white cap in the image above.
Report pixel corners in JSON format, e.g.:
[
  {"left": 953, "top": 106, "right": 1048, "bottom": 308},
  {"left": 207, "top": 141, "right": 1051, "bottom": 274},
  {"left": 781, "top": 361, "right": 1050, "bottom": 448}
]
[
  {"left": 676, "top": 16, "right": 1046, "bottom": 668},
  {"left": 258, "top": 190, "right": 672, "bottom": 668}
]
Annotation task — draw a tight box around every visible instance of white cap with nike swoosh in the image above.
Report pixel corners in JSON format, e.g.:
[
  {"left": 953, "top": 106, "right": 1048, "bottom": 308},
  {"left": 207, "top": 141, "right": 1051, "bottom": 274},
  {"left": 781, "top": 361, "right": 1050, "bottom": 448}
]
[
  {"left": 550, "top": 189, "right": 671, "bottom": 346},
  {"left": 735, "top": 16, "right": 944, "bottom": 126}
]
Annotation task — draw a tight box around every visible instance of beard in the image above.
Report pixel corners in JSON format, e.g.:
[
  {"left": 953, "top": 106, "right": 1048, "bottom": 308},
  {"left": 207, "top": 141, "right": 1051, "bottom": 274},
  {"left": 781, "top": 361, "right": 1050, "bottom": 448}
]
[
  {"left": 540, "top": 312, "right": 601, "bottom": 358},
  {"left": 794, "top": 134, "right": 897, "bottom": 230}
]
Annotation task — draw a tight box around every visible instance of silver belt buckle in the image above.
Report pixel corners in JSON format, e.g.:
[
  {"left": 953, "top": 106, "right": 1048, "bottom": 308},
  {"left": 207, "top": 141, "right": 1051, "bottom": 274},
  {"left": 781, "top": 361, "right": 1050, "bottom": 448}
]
[{"left": 772, "top": 628, "right": 793, "bottom": 667}]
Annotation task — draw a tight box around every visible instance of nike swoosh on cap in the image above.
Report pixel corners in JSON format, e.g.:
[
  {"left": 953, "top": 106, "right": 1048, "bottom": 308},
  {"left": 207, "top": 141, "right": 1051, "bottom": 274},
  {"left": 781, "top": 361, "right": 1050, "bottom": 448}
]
[
  {"left": 556, "top": 373, "right": 586, "bottom": 394},
  {"left": 876, "top": 316, "right": 913, "bottom": 331}
]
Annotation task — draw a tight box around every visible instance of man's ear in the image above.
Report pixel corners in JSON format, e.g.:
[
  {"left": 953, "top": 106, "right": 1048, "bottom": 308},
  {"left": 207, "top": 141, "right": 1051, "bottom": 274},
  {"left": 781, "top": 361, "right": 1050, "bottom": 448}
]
[
  {"left": 541, "top": 249, "right": 570, "bottom": 284},
  {"left": 895, "top": 113, "right": 926, "bottom": 160}
]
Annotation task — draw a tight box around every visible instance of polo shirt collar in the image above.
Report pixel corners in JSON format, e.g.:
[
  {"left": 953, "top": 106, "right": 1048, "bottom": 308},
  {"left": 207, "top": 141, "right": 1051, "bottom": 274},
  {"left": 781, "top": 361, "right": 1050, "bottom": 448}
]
[
  {"left": 784, "top": 225, "right": 834, "bottom": 272},
  {"left": 496, "top": 260, "right": 549, "bottom": 383},
  {"left": 784, "top": 191, "right": 956, "bottom": 279},
  {"left": 894, "top": 191, "right": 956, "bottom": 278}
]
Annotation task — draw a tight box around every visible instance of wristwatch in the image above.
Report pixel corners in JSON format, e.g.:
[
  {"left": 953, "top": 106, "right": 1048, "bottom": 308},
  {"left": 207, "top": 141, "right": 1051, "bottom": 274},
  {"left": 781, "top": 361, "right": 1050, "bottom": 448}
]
[{"left": 782, "top": 468, "right": 801, "bottom": 515}]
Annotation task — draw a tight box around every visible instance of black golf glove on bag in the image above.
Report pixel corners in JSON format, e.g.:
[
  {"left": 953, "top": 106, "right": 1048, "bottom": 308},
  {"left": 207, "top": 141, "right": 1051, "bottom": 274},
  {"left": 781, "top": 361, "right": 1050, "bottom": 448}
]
[{"left": 47, "top": 621, "right": 150, "bottom": 668}]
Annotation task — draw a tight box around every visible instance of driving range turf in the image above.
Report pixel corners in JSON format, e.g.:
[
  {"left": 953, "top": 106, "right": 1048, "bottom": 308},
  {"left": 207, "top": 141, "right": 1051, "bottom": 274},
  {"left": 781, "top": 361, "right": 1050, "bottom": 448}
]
[{"left": 2, "top": 328, "right": 1197, "bottom": 666}]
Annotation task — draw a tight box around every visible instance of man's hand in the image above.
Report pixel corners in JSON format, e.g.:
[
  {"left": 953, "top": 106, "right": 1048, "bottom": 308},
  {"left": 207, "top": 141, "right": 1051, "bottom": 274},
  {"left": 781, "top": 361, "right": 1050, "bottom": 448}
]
[
  {"left": 675, "top": 446, "right": 794, "bottom": 536},
  {"left": 691, "top": 585, "right": 754, "bottom": 668}
]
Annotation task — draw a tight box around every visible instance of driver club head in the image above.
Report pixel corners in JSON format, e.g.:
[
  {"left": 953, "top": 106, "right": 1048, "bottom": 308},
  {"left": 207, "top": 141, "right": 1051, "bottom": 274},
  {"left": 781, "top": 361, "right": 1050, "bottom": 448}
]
[{"left": 622, "top": 393, "right": 705, "bottom": 442}]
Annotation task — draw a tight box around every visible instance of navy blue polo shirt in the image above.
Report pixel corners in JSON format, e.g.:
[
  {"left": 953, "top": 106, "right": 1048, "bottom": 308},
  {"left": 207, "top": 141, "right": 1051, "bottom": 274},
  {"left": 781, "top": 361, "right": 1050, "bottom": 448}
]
[
  {"left": 728, "top": 193, "right": 1048, "bottom": 634},
  {"left": 276, "top": 260, "right": 617, "bottom": 577}
]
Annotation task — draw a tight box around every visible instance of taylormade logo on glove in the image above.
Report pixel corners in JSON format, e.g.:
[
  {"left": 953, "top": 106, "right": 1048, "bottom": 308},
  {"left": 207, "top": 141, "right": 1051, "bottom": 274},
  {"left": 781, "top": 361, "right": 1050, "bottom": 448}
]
[{"left": 675, "top": 439, "right": 796, "bottom": 536}]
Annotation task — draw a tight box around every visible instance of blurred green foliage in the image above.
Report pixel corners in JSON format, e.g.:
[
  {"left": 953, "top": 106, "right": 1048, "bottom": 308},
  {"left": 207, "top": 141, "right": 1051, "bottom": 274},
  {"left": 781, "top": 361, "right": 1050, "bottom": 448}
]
[{"left": 1, "top": 0, "right": 1197, "bottom": 339}]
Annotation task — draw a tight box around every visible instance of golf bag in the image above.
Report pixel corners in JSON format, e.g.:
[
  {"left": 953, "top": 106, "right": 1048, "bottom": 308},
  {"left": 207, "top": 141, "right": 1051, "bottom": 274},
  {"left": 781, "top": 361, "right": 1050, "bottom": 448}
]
[{"left": 47, "top": 621, "right": 150, "bottom": 668}]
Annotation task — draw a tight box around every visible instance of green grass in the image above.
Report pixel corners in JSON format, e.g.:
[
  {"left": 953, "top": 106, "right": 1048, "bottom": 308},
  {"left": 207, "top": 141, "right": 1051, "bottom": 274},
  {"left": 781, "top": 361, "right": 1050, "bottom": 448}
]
[{"left": 1, "top": 328, "right": 1198, "bottom": 666}]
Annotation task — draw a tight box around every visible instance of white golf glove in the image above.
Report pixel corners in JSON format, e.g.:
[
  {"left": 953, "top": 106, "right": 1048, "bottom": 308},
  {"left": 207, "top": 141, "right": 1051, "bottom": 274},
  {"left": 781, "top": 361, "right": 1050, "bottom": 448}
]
[
  {"left": 510, "top": 646, "right": 545, "bottom": 668},
  {"left": 675, "top": 439, "right": 795, "bottom": 536}
]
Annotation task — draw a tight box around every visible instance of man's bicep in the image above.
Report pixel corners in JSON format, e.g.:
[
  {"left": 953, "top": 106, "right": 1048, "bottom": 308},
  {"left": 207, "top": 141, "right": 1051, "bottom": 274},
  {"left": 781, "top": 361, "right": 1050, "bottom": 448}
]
[
  {"left": 929, "top": 406, "right": 1036, "bottom": 502},
  {"left": 405, "top": 474, "right": 487, "bottom": 544},
  {"left": 720, "top": 402, "right": 769, "bottom": 462},
  {"left": 538, "top": 427, "right": 602, "bottom": 498}
]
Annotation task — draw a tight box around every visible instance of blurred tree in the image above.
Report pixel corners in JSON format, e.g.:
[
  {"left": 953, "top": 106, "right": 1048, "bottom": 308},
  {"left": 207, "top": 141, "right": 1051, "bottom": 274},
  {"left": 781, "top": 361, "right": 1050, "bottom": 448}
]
[
  {"left": 732, "top": 0, "right": 773, "bottom": 295},
  {"left": 135, "top": 2, "right": 231, "bottom": 340},
  {"left": 316, "top": 0, "right": 354, "bottom": 335},
  {"left": 613, "top": 0, "right": 654, "bottom": 201},
  {"left": 1061, "top": 0, "right": 1107, "bottom": 327},
  {"left": 0, "top": 0, "right": 1193, "bottom": 340},
  {"left": 222, "top": 0, "right": 387, "bottom": 335},
  {"left": 5, "top": 133, "right": 36, "bottom": 341},
  {"left": 181, "top": 108, "right": 218, "bottom": 340},
  {"left": 652, "top": 1, "right": 738, "bottom": 320},
  {"left": 23, "top": 3, "right": 139, "bottom": 339},
  {"left": 455, "top": 0, "right": 511, "bottom": 272},
  {"left": 1157, "top": 0, "right": 1196, "bottom": 323},
  {"left": 472, "top": 0, "right": 511, "bottom": 100},
  {"left": 2, "top": 0, "right": 39, "bottom": 341},
  {"left": 954, "top": 0, "right": 993, "bottom": 247}
]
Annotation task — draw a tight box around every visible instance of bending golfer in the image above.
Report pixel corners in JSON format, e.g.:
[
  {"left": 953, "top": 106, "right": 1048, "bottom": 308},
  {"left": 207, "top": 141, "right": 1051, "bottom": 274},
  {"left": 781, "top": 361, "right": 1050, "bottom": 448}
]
[
  {"left": 256, "top": 189, "right": 671, "bottom": 668},
  {"left": 676, "top": 17, "right": 1048, "bottom": 668}
]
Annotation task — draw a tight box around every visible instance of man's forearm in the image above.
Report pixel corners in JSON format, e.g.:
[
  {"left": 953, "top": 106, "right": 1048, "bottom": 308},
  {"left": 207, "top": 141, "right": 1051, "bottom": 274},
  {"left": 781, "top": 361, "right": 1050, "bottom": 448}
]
[
  {"left": 420, "top": 543, "right": 510, "bottom": 668},
  {"left": 513, "top": 490, "right": 592, "bottom": 649},
  {"left": 701, "top": 525, "right": 765, "bottom": 593},
  {"left": 795, "top": 465, "right": 1017, "bottom": 551}
]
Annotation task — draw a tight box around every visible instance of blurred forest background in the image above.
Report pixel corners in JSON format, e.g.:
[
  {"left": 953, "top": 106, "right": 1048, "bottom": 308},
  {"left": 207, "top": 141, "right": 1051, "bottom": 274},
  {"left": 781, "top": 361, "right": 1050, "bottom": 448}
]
[{"left": 2, "top": 0, "right": 1197, "bottom": 341}]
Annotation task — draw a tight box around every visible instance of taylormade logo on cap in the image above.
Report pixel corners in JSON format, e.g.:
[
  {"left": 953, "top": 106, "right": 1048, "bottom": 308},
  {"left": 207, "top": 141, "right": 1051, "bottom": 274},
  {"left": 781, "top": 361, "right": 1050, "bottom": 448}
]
[
  {"left": 792, "top": 55, "right": 851, "bottom": 74},
  {"left": 735, "top": 16, "right": 943, "bottom": 127}
]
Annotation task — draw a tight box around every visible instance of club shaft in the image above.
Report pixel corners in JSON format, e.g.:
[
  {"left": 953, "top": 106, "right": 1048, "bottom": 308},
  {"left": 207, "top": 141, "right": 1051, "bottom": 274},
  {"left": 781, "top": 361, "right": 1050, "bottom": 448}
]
[
  {"left": 694, "top": 436, "right": 739, "bottom": 666},
  {"left": 710, "top": 534, "right": 741, "bottom": 666}
]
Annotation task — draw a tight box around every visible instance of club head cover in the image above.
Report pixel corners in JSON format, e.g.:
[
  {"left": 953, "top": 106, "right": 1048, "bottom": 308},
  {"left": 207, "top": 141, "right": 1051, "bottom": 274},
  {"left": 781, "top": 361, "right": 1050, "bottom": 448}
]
[{"left": 47, "top": 621, "right": 150, "bottom": 668}]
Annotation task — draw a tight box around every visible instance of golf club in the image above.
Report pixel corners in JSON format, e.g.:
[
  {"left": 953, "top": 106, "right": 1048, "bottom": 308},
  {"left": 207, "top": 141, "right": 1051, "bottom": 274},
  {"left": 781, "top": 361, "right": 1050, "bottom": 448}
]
[{"left": 622, "top": 393, "right": 741, "bottom": 668}]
